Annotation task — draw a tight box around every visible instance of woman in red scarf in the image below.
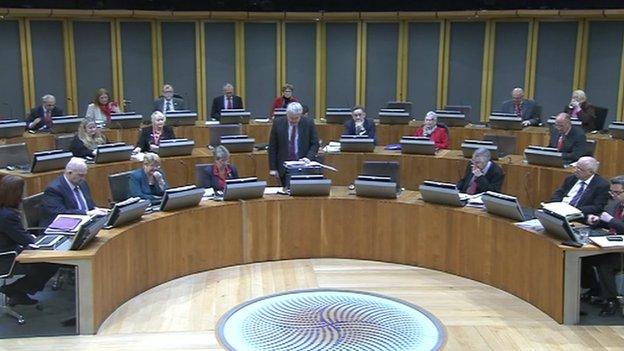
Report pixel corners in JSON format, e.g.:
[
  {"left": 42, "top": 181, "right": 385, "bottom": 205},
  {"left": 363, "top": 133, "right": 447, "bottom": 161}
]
[{"left": 85, "top": 88, "right": 120, "bottom": 124}]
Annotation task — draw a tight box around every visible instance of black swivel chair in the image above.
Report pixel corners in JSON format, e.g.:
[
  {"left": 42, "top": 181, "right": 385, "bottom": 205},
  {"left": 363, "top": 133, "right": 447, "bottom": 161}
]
[
  {"left": 55, "top": 134, "right": 75, "bottom": 151},
  {"left": 22, "top": 192, "right": 46, "bottom": 233},
  {"left": 0, "top": 251, "right": 24, "bottom": 325},
  {"left": 593, "top": 106, "right": 608, "bottom": 132},
  {"left": 195, "top": 163, "right": 212, "bottom": 189},
  {"left": 108, "top": 171, "right": 133, "bottom": 204},
  {"left": 483, "top": 134, "right": 518, "bottom": 158}
]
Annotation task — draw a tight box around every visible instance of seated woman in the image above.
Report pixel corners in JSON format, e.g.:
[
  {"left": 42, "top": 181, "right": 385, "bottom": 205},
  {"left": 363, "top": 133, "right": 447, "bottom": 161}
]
[
  {"left": 564, "top": 89, "right": 596, "bottom": 132},
  {"left": 270, "top": 83, "right": 299, "bottom": 118},
  {"left": 134, "top": 111, "right": 176, "bottom": 153},
  {"left": 414, "top": 111, "right": 449, "bottom": 150},
  {"left": 343, "top": 106, "right": 376, "bottom": 143},
  {"left": 199, "top": 145, "right": 239, "bottom": 192},
  {"left": 128, "top": 152, "right": 169, "bottom": 203},
  {"left": 69, "top": 118, "right": 109, "bottom": 158},
  {"left": 0, "top": 175, "right": 58, "bottom": 305},
  {"left": 85, "top": 88, "right": 121, "bottom": 125}
]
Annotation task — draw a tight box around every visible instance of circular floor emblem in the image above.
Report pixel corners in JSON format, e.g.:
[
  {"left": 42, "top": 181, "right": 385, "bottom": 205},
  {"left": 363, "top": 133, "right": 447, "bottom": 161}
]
[{"left": 217, "top": 289, "right": 446, "bottom": 351}]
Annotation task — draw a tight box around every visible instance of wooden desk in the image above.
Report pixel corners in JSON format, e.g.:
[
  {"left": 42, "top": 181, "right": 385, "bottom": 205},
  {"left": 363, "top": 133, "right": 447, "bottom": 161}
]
[{"left": 20, "top": 188, "right": 596, "bottom": 335}]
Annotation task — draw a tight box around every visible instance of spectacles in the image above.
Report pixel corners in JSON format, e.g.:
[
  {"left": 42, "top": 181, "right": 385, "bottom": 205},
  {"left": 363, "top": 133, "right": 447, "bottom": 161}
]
[{"left": 610, "top": 190, "right": 624, "bottom": 196}]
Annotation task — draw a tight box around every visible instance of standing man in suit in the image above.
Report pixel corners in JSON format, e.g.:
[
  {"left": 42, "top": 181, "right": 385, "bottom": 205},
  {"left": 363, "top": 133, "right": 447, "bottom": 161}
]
[
  {"left": 499, "top": 87, "right": 540, "bottom": 127},
  {"left": 583, "top": 175, "right": 624, "bottom": 316},
  {"left": 548, "top": 112, "right": 587, "bottom": 163},
  {"left": 153, "top": 84, "right": 186, "bottom": 113},
  {"left": 549, "top": 156, "right": 609, "bottom": 216},
  {"left": 343, "top": 106, "right": 376, "bottom": 144},
  {"left": 456, "top": 147, "right": 505, "bottom": 194},
  {"left": 40, "top": 158, "right": 108, "bottom": 227},
  {"left": 26, "top": 94, "right": 64, "bottom": 131},
  {"left": 210, "top": 83, "right": 244, "bottom": 121},
  {"left": 269, "top": 102, "right": 320, "bottom": 186}
]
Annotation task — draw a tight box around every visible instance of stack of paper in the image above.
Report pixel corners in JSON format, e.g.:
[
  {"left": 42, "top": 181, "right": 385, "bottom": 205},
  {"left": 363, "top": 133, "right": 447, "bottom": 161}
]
[
  {"left": 590, "top": 236, "right": 624, "bottom": 248},
  {"left": 541, "top": 202, "right": 584, "bottom": 220}
]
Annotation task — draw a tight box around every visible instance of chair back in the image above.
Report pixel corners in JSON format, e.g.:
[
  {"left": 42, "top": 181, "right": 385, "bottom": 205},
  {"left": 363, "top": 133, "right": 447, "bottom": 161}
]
[
  {"left": 0, "top": 251, "right": 17, "bottom": 279},
  {"left": 593, "top": 106, "right": 608, "bottom": 131},
  {"left": 55, "top": 134, "right": 75, "bottom": 151},
  {"left": 483, "top": 134, "right": 518, "bottom": 157},
  {"left": 585, "top": 139, "right": 596, "bottom": 157},
  {"left": 22, "top": 192, "right": 45, "bottom": 228},
  {"left": 108, "top": 171, "right": 133, "bottom": 203},
  {"left": 195, "top": 163, "right": 213, "bottom": 189}
]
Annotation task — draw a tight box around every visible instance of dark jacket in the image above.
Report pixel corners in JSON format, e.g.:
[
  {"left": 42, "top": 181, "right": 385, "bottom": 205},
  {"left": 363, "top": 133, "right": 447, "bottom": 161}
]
[
  {"left": 197, "top": 164, "right": 239, "bottom": 191},
  {"left": 268, "top": 116, "right": 320, "bottom": 177},
  {"left": 210, "top": 95, "right": 244, "bottom": 120},
  {"left": 136, "top": 125, "right": 176, "bottom": 153},
  {"left": 548, "top": 126, "right": 587, "bottom": 163},
  {"left": 550, "top": 174, "right": 610, "bottom": 216},
  {"left": 26, "top": 105, "right": 64, "bottom": 130},
  {"left": 0, "top": 207, "right": 35, "bottom": 253},
  {"left": 593, "top": 200, "right": 624, "bottom": 234},
  {"left": 343, "top": 118, "right": 376, "bottom": 144},
  {"left": 152, "top": 97, "right": 186, "bottom": 112},
  {"left": 128, "top": 168, "right": 169, "bottom": 203},
  {"left": 41, "top": 175, "right": 96, "bottom": 228},
  {"left": 69, "top": 134, "right": 109, "bottom": 158},
  {"left": 500, "top": 99, "right": 540, "bottom": 126},
  {"left": 456, "top": 161, "right": 505, "bottom": 193},
  {"left": 564, "top": 102, "right": 596, "bottom": 132}
]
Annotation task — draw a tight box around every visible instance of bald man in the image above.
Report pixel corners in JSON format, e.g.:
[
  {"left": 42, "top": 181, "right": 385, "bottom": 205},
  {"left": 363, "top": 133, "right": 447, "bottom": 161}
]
[
  {"left": 500, "top": 87, "right": 540, "bottom": 126},
  {"left": 210, "top": 83, "right": 244, "bottom": 120},
  {"left": 40, "top": 158, "right": 107, "bottom": 227},
  {"left": 548, "top": 112, "right": 587, "bottom": 163}
]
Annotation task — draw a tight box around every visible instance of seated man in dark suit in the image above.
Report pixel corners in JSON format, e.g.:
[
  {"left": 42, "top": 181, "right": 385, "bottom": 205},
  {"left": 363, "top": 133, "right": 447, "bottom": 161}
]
[
  {"left": 26, "top": 94, "right": 64, "bottom": 131},
  {"left": 548, "top": 112, "right": 587, "bottom": 163},
  {"left": 152, "top": 84, "right": 186, "bottom": 113},
  {"left": 343, "top": 106, "right": 376, "bottom": 144},
  {"left": 582, "top": 175, "right": 624, "bottom": 316},
  {"left": 456, "top": 147, "right": 505, "bottom": 194},
  {"left": 269, "top": 102, "right": 320, "bottom": 186},
  {"left": 40, "top": 158, "right": 108, "bottom": 227},
  {"left": 549, "top": 156, "right": 609, "bottom": 216},
  {"left": 499, "top": 87, "right": 540, "bottom": 127},
  {"left": 210, "top": 83, "right": 244, "bottom": 121},
  {"left": 198, "top": 145, "right": 239, "bottom": 192}
]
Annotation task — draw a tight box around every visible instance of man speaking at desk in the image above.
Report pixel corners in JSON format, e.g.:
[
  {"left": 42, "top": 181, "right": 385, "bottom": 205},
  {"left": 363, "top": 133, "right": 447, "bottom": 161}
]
[
  {"left": 269, "top": 102, "right": 319, "bottom": 186},
  {"left": 549, "top": 156, "right": 609, "bottom": 216}
]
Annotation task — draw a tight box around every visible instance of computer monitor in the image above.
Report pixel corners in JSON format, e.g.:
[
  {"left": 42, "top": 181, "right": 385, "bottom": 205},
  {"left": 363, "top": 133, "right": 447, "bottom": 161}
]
[
  {"left": 50, "top": 115, "right": 81, "bottom": 134},
  {"left": 223, "top": 177, "right": 266, "bottom": 200},
  {"left": 524, "top": 146, "right": 566, "bottom": 168},
  {"left": 609, "top": 122, "right": 624, "bottom": 140},
  {"left": 354, "top": 175, "right": 397, "bottom": 199},
  {"left": 339, "top": 135, "right": 375, "bottom": 152},
  {"left": 482, "top": 191, "right": 528, "bottom": 221},
  {"left": 0, "top": 119, "right": 26, "bottom": 138},
  {"left": 156, "top": 138, "right": 195, "bottom": 157},
  {"left": 535, "top": 209, "right": 580, "bottom": 243},
  {"left": 361, "top": 161, "right": 400, "bottom": 192},
  {"left": 0, "top": 143, "right": 30, "bottom": 169},
  {"left": 165, "top": 110, "right": 197, "bottom": 126},
  {"left": 435, "top": 110, "right": 467, "bottom": 127},
  {"left": 273, "top": 108, "right": 287, "bottom": 118},
  {"left": 378, "top": 109, "right": 411, "bottom": 125},
  {"left": 461, "top": 140, "right": 499, "bottom": 160},
  {"left": 208, "top": 124, "right": 243, "bottom": 147},
  {"left": 108, "top": 112, "right": 143, "bottom": 129},
  {"left": 400, "top": 136, "right": 436, "bottom": 155},
  {"left": 386, "top": 101, "right": 412, "bottom": 115},
  {"left": 419, "top": 181, "right": 465, "bottom": 207},
  {"left": 488, "top": 112, "right": 524, "bottom": 130},
  {"left": 94, "top": 143, "right": 134, "bottom": 164},
  {"left": 289, "top": 175, "right": 331, "bottom": 196},
  {"left": 30, "top": 150, "right": 73, "bottom": 173},
  {"left": 69, "top": 215, "right": 109, "bottom": 250},
  {"left": 220, "top": 110, "right": 252, "bottom": 124},
  {"left": 444, "top": 105, "right": 472, "bottom": 122},
  {"left": 220, "top": 135, "right": 255, "bottom": 153},
  {"left": 324, "top": 109, "right": 352, "bottom": 124},
  {"left": 159, "top": 186, "right": 204, "bottom": 211},
  {"left": 105, "top": 198, "right": 150, "bottom": 228}
]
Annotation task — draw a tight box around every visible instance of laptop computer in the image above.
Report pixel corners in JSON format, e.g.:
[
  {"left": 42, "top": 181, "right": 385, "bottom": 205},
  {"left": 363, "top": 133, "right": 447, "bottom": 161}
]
[{"left": 481, "top": 191, "right": 534, "bottom": 221}]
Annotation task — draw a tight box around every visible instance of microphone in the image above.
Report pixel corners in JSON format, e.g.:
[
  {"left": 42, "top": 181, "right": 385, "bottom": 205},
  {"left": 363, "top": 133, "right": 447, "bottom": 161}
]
[{"left": 2, "top": 102, "right": 13, "bottom": 119}]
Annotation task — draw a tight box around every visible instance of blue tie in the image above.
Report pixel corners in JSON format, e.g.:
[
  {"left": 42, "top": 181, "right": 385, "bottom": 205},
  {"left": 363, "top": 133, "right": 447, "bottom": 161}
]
[
  {"left": 74, "top": 186, "right": 88, "bottom": 212},
  {"left": 570, "top": 182, "right": 586, "bottom": 207}
]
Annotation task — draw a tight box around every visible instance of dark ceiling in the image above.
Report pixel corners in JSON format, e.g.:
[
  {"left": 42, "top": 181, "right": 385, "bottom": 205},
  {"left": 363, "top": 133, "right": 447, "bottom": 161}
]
[{"left": 1, "top": 1, "right": 623, "bottom": 12}]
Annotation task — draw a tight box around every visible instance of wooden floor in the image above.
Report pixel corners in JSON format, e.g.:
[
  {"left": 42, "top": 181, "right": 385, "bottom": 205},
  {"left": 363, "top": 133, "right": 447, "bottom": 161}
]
[{"left": 2, "top": 258, "right": 624, "bottom": 350}]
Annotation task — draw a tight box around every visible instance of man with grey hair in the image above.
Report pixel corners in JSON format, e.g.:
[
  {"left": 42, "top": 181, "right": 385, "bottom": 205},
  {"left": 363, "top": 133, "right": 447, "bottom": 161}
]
[
  {"left": 456, "top": 147, "right": 505, "bottom": 194},
  {"left": 210, "top": 82, "right": 244, "bottom": 120},
  {"left": 499, "top": 87, "right": 540, "bottom": 127},
  {"left": 26, "top": 94, "right": 64, "bottom": 130},
  {"left": 40, "top": 157, "right": 108, "bottom": 227},
  {"left": 549, "top": 156, "right": 609, "bottom": 216},
  {"left": 414, "top": 111, "right": 449, "bottom": 149},
  {"left": 153, "top": 84, "right": 186, "bottom": 113},
  {"left": 269, "top": 101, "right": 319, "bottom": 186}
]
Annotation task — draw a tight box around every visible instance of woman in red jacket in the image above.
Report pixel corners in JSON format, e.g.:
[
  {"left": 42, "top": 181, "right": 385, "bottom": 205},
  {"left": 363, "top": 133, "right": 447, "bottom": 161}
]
[
  {"left": 270, "top": 84, "right": 299, "bottom": 118},
  {"left": 414, "top": 111, "right": 450, "bottom": 150}
]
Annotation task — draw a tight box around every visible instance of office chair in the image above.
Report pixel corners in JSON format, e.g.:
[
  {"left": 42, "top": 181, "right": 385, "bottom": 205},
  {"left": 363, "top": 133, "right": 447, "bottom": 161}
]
[
  {"left": 55, "top": 134, "right": 75, "bottom": 151},
  {"left": 0, "top": 251, "right": 25, "bottom": 325},
  {"left": 585, "top": 139, "right": 596, "bottom": 157},
  {"left": 593, "top": 106, "right": 608, "bottom": 131},
  {"left": 483, "top": 134, "right": 518, "bottom": 158},
  {"left": 195, "top": 163, "right": 212, "bottom": 189},
  {"left": 22, "top": 192, "right": 46, "bottom": 233},
  {"left": 386, "top": 101, "right": 413, "bottom": 116},
  {"left": 108, "top": 171, "right": 133, "bottom": 204}
]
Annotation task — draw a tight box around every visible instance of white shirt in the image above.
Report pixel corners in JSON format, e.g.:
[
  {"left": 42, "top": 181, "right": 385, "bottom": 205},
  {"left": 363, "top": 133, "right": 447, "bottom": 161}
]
[
  {"left": 563, "top": 175, "right": 594, "bottom": 204},
  {"left": 163, "top": 99, "right": 175, "bottom": 112}
]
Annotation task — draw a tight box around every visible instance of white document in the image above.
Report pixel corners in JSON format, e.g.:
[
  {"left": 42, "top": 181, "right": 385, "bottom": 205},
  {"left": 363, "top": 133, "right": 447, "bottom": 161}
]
[
  {"left": 541, "top": 202, "right": 583, "bottom": 218},
  {"left": 590, "top": 236, "right": 624, "bottom": 248},
  {"left": 254, "top": 118, "right": 271, "bottom": 123},
  {"left": 205, "top": 120, "right": 220, "bottom": 125},
  {"left": 263, "top": 187, "right": 283, "bottom": 195},
  {"left": 515, "top": 219, "right": 544, "bottom": 231},
  {"left": 283, "top": 160, "right": 338, "bottom": 172}
]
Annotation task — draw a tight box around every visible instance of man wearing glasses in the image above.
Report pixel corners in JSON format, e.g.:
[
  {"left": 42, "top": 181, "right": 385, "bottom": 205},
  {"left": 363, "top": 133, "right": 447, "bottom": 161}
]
[{"left": 549, "top": 156, "right": 609, "bottom": 216}]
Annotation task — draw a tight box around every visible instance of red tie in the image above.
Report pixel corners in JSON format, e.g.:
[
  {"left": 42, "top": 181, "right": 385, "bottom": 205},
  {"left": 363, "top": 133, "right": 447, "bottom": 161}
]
[
  {"left": 466, "top": 178, "right": 478, "bottom": 195},
  {"left": 609, "top": 206, "right": 624, "bottom": 234},
  {"left": 288, "top": 124, "right": 297, "bottom": 160},
  {"left": 227, "top": 97, "right": 233, "bottom": 109},
  {"left": 44, "top": 110, "right": 53, "bottom": 128},
  {"left": 515, "top": 103, "right": 522, "bottom": 117},
  {"left": 557, "top": 135, "right": 564, "bottom": 151}
]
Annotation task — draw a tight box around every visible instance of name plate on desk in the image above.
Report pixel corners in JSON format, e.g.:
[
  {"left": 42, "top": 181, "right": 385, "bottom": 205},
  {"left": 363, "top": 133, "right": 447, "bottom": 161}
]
[{"left": 489, "top": 113, "right": 524, "bottom": 130}]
